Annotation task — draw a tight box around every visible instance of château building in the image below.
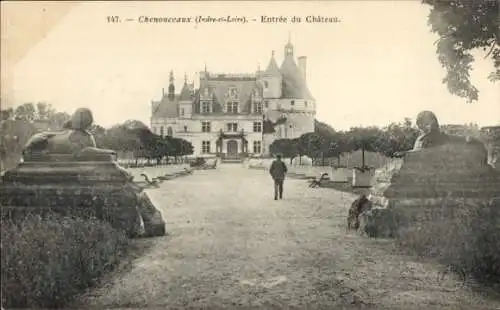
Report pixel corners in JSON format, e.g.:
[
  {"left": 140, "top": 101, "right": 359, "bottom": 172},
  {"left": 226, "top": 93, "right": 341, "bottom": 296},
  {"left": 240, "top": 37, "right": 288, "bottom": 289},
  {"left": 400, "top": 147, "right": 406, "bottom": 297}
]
[{"left": 149, "top": 38, "right": 316, "bottom": 160}]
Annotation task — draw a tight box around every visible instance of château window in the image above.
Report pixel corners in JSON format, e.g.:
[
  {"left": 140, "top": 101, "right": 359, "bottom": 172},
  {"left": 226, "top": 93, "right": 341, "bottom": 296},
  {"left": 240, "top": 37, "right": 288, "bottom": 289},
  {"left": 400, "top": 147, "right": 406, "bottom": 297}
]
[
  {"left": 184, "top": 125, "right": 188, "bottom": 132},
  {"left": 253, "top": 141, "right": 262, "bottom": 153},
  {"left": 291, "top": 100, "right": 295, "bottom": 106},
  {"left": 264, "top": 100, "right": 269, "bottom": 108},
  {"left": 227, "top": 102, "right": 239, "bottom": 114},
  {"left": 229, "top": 87, "right": 238, "bottom": 98},
  {"left": 167, "top": 127, "right": 173, "bottom": 136},
  {"left": 202, "top": 121, "right": 211, "bottom": 132},
  {"left": 160, "top": 126, "right": 164, "bottom": 137},
  {"left": 226, "top": 123, "right": 238, "bottom": 132},
  {"left": 253, "top": 122, "right": 262, "bottom": 133},
  {"left": 202, "top": 101, "right": 211, "bottom": 113},
  {"left": 253, "top": 102, "right": 263, "bottom": 113},
  {"left": 181, "top": 108, "right": 185, "bottom": 116},
  {"left": 264, "top": 81, "right": 269, "bottom": 89},
  {"left": 202, "top": 141, "right": 211, "bottom": 154},
  {"left": 304, "top": 101, "right": 308, "bottom": 107}
]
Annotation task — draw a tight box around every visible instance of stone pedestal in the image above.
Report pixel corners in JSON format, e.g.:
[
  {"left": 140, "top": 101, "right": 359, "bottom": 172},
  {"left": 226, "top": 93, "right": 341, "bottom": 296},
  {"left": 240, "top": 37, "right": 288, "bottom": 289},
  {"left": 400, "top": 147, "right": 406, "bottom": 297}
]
[
  {"left": 352, "top": 169, "right": 373, "bottom": 187},
  {"left": 331, "top": 167, "right": 350, "bottom": 183},
  {"left": 0, "top": 158, "right": 166, "bottom": 238},
  {"left": 0, "top": 107, "right": 167, "bottom": 238},
  {"left": 366, "top": 140, "right": 500, "bottom": 237}
]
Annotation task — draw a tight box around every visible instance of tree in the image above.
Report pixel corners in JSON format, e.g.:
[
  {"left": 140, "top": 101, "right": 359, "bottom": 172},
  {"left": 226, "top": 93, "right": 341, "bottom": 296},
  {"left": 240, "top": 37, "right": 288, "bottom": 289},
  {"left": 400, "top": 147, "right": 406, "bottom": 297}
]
[
  {"left": 346, "top": 127, "right": 383, "bottom": 170},
  {"left": 0, "top": 108, "right": 14, "bottom": 121},
  {"left": 269, "top": 139, "right": 297, "bottom": 163},
  {"left": 13, "top": 103, "right": 36, "bottom": 121},
  {"left": 102, "top": 124, "right": 143, "bottom": 156},
  {"left": 35, "top": 102, "right": 57, "bottom": 120},
  {"left": 314, "top": 119, "right": 337, "bottom": 137},
  {"left": 327, "top": 131, "right": 354, "bottom": 167},
  {"left": 377, "top": 121, "right": 420, "bottom": 157},
  {"left": 147, "top": 135, "right": 171, "bottom": 164},
  {"left": 423, "top": 0, "right": 499, "bottom": 102},
  {"left": 298, "top": 132, "right": 325, "bottom": 163},
  {"left": 88, "top": 124, "right": 107, "bottom": 147},
  {"left": 49, "top": 112, "right": 70, "bottom": 129}
]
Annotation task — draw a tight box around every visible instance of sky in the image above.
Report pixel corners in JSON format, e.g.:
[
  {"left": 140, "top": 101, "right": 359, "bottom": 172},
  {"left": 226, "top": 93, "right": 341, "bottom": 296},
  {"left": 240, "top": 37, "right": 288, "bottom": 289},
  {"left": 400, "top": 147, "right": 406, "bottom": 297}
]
[{"left": 5, "top": 1, "right": 500, "bottom": 130}]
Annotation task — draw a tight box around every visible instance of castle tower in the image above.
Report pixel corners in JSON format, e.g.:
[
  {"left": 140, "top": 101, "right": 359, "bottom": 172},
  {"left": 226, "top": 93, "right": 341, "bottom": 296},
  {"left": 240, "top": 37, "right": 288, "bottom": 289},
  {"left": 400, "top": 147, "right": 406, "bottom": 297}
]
[
  {"left": 278, "top": 36, "right": 316, "bottom": 139},
  {"left": 168, "top": 70, "right": 175, "bottom": 100},
  {"left": 284, "top": 34, "right": 294, "bottom": 58},
  {"left": 260, "top": 50, "right": 282, "bottom": 99},
  {"left": 179, "top": 73, "right": 193, "bottom": 118}
]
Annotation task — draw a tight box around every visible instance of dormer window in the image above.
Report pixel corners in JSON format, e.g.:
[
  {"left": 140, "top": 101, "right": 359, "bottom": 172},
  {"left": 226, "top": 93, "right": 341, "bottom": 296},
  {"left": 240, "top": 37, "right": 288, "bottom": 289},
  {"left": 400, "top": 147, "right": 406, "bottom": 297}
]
[
  {"left": 202, "top": 101, "right": 211, "bottom": 113},
  {"left": 253, "top": 102, "right": 263, "bottom": 113},
  {"left": 227, "top": 102, "right": 239, "bottom": 114}
]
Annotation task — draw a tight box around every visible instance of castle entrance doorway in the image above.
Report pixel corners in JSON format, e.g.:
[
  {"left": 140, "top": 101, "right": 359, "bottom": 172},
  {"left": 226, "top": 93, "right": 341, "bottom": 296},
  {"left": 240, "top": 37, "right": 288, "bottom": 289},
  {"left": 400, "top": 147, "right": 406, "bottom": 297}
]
[{"left": 226, "top": 140, "right": 238, "bottom": 156}]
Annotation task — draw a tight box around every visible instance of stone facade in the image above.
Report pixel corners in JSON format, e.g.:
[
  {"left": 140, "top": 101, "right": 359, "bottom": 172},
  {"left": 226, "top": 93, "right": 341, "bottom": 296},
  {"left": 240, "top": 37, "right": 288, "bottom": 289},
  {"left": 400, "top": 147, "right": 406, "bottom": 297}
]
[{"left": 150, "top": 38, "right": 316, "bottom": 157}]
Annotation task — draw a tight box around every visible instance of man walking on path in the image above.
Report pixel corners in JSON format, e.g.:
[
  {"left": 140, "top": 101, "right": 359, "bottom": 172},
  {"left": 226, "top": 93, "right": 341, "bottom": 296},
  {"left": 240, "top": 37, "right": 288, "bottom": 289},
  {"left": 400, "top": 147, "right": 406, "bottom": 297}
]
[{"left": 269, "top": 154, "right": 288, "bottom": 200}]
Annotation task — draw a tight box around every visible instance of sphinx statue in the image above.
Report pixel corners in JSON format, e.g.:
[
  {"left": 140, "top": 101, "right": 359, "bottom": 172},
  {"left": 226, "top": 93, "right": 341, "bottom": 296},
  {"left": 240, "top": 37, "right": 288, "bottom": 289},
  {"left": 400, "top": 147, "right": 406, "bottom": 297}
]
[
  {"left": 393, "top": 111, "right": 489, "bottom": 161},
  {"left": 361, "top": 110, "right": 500, "bottom": 237},
  {"left": 0, "top": 108, "right": 166, "bottom": 238},
  {"left": 23, "top": 108, "right": 117, "bottom": 162}
]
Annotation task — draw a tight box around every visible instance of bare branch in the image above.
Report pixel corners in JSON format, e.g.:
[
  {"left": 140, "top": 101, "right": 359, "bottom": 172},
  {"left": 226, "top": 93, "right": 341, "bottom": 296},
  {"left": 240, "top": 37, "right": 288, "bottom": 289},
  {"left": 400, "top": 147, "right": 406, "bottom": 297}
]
[{"left": 484, "top": 40, "right": 497, "bottom": 59}]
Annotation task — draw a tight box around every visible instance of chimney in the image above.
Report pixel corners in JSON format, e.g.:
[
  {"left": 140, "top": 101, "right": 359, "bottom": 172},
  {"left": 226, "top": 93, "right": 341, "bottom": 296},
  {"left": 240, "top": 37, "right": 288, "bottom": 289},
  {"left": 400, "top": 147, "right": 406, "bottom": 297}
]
[
  {"left": 298, "top": 56, "right": 307, "bottom": 83},
  {"left": 162, "top": 88, "right": 165, "bottom": 96}
]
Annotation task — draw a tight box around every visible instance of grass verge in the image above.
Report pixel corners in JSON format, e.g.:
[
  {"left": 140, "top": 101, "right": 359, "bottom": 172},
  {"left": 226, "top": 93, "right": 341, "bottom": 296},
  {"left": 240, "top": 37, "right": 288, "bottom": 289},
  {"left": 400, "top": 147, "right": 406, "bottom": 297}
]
[
  {"left": 1, "top": 212, "right": 129, "bottom": 308},
  {"left": 323, "top": 180, "right": 500, "bottom": 287}
]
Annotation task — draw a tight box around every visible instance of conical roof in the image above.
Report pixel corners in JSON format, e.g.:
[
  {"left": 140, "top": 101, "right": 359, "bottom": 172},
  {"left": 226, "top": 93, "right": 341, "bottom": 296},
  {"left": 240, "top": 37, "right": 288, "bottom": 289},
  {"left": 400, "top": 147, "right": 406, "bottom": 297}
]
[
  {"left": 179, "top": 82, "right": 192, "bottom": 101},
  {"left": 263, "top": 55, "right": 281, "bottom": 77},
  {"left": 280, "top": 57, "right": 314, "bottom": 100}
]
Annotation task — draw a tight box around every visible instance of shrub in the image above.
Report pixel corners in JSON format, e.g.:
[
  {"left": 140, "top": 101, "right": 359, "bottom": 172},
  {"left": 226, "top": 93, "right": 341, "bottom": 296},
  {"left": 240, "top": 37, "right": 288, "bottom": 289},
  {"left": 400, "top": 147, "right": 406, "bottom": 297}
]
[
  {"left": 397, "top": 199, "right": 500, "bottom": 285},
  {"left": 1, "top": 212, "right": 129, "bottom": 308}
]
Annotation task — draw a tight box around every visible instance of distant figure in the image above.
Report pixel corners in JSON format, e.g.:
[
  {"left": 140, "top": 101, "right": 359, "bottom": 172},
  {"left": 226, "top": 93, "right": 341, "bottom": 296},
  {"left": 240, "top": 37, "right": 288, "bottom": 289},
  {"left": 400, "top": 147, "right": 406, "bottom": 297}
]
[{"left": 269, "top": 154, "right": 288, "bottom": 200}]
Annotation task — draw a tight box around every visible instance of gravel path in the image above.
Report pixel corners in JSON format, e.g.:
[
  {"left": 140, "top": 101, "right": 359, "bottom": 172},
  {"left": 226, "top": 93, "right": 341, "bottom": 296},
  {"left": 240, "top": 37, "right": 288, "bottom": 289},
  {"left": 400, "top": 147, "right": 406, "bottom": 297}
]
[{"left": 77, "top": 165, "right": 500, "bottom": 310}]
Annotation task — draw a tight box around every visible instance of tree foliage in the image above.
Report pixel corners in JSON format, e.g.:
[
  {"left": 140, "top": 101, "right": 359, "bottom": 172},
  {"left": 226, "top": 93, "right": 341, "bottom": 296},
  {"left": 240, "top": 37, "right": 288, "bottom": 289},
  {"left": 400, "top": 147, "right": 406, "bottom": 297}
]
[
  {"left": 268, "top": 118, "right": 421, "bottom": 167},
  {"left": 423, "top": 0, "right": 499, "bottom": 102},
  {"left": 97, "top": 121, "right": 194, "bottom": 161},
  {"left": 1, "top": 103, "right": 194, "bottom": 169}
]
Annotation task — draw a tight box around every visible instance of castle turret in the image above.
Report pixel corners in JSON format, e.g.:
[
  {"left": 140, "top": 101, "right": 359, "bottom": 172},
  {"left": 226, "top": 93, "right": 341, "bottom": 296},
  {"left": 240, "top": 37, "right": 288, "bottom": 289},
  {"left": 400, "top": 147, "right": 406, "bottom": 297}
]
[
  {"left": 168, "top": 70, "right": 175, "bottom": 100},
  {"left": 179, "top": 73, "right": 193, "bottom": 118},
  {"left": 284, "top": 35, "right": 294, "bottom": 58},
  {"left": 259, "top": 50, "right": 282, "bottom": 99}
]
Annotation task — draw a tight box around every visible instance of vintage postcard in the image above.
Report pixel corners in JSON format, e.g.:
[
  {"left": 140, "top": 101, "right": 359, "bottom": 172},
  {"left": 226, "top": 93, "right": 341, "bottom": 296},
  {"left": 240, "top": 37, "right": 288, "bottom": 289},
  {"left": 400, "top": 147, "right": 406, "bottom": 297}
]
[{"left": 1, "top": 1, "right": 499, "bottom": 309}]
